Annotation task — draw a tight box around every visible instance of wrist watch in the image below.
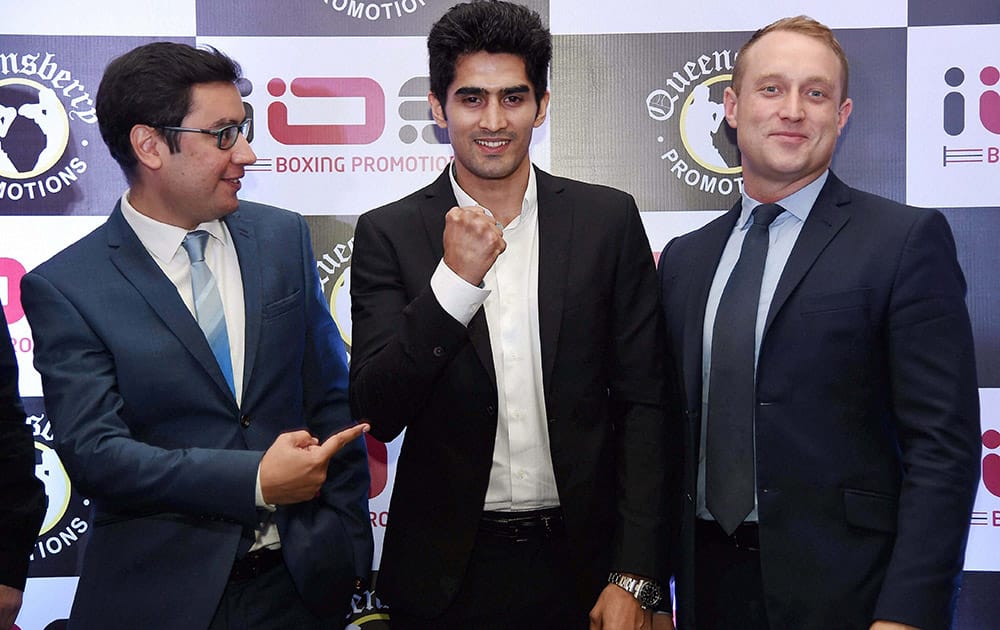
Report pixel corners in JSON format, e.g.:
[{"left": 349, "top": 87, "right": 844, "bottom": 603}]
[{"left": 608, "top": 571, "right": 663, "bottom": 609}]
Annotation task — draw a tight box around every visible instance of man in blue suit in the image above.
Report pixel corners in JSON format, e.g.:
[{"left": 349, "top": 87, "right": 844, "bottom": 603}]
[
  {"left": 657, "top": 16, "right": 980, "bottom": 630},
  {"left": 20, "top": 42, "right": 372, "bottom": 629}
]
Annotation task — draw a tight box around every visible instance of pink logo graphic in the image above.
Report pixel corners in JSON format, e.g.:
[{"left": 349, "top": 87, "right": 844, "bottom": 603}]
[
  {"left": 943, "top": 66, "right": 1000, "bottom": 136},
  {"left": 366, "top": 433, "right": 388, "bottom": 500},
  {"left": 267, "top": 77, "right": 385, "bottom": 145},
  {"left": 0, "top": 257, "right": 27, "bottom": 324},
  {"left": 983, "top": 429, "right": 1000, "bottom": 498}
]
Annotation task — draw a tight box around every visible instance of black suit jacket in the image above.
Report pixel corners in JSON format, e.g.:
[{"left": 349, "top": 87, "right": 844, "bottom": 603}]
[
  {"left": 350, "top": 167, "right": 669, "bottom": 617},
  {"left": 658, "top": 172, "right": 981, "bottom": 630},
  {"left": 0, "top": 307, "right": 45, "bottom": 591}
]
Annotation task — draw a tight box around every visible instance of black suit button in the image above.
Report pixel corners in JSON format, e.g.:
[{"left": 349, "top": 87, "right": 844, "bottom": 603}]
[
  {"left": 240, "top": 414, "right": 251, "bottom": 428},
  {"left": 487, "top": 405, "right": 496, "bottom": 415},
  {"left": 548, "top": 417, "right": 557, "bottom": 424},
  {"left": 432, "top": 346, "right": 445, "bottom": 357}
]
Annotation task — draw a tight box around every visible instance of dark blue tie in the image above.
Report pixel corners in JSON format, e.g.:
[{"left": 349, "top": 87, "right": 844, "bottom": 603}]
[
  {"left": 182, "top": 231, "right": 236, "bottom": 397},
  {"left": 706, "top": 203, "right": 784, "bottom": 535}
]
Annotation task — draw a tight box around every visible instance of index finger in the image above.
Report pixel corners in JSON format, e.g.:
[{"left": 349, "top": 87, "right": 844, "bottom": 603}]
[{"left": 316, "top": 422, "right": 370, "bottom": 460}]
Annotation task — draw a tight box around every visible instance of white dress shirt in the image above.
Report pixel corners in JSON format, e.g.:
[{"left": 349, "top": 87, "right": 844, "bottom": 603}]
[
  {"left": 429, "top": 166, "right": 561, "bottom": 511},
  {"left": 120, "top": 191, "right": 279, "bottom": 549},
  {"left": 697, "top": 172, "right": 827, "bottom": 522}
]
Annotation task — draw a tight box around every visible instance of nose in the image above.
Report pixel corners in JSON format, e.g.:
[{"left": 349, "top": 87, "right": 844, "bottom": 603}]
[
  {"left": 779, "top": 92, "right": 804, "bottom": 121},
  {"left": 230, "top": 133, "right": 257, "bottom": 165},
  {"left": 479, "top": 99, "right": 507, "bottom": 132}
]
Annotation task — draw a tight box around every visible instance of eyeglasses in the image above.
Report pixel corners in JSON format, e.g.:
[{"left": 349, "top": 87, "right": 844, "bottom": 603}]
[{"left": 157, "top": 118, "right": 253, "bottom": 150}]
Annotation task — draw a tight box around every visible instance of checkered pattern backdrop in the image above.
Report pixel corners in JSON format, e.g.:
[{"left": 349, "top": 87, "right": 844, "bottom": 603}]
[{"left": 2, "top": 1, "right": 998, "bottom": 628}]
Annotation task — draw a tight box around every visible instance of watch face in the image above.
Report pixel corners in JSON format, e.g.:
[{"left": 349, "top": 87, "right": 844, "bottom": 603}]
[{"left": 637, "top": 581, "right": 662, "bottom": 607}]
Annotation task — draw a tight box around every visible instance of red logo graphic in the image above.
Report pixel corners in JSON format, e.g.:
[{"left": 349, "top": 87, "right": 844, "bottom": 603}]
[
  {"left": 0, "top": 257, "right": 27, "bottom": 324},
  {"left": 267, "top": 77, "right": 385, "bottom": 145},
  {"left": 366, "top": 433, "right": 388, "bottom": 499},
  {"left": 983, "top": 429, "right": 1000, "bottom": 498}
]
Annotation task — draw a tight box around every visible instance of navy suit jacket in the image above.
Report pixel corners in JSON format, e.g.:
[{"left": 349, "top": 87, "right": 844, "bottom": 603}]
[
  {"left": 658, "top": 172, "right": 981, "bottom": 630},
  {"left": 21, "top": 201, "right": 373, "bottom": 629},
  {"left": 350, "top": 168, "right": 669, "bottom": 617}
]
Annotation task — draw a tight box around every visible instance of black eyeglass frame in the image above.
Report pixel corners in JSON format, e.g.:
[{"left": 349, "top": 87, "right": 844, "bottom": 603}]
[{"left": 156, "top": 118, "right": 253, "bottom": 150}]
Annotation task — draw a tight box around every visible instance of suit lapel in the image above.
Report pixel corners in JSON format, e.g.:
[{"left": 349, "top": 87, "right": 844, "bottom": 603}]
[
  {"left": 106, "top": 206, "right": 236, "bottom": 402},
  {"left": 418, "top": 170, "right": 497, "bottom": 384},
  {"left": 681, "top": 204, "right": 739, "bottom": 408},
  {"left": 535, "top": 169, "right": 571, "bottom": 393},
  {"left": 762, "top": 174, "right": 852, "bottom": 336},
  {"left": 226, "top": 209, "right": 260, "bottom": 396}
]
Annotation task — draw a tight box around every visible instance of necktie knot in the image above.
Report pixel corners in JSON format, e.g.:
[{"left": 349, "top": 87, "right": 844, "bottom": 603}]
[
  {"left": 182, "top": 230, "right": 210, "bottom": 264},
  {"left": 752, "top": 203, "right": 784, "bottom": 228}
]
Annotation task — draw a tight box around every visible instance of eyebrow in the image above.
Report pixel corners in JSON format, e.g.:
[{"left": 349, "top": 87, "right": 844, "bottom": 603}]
[
  {"left": 453, "top": 84, "right": 532, "bottom": 97},
  {"left": 755, "top": 72, "right": 835, "bottom": 87}
]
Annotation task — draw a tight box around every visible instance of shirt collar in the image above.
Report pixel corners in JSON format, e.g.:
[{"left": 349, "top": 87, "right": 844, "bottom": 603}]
[
  {"left": 120, "top": 190, "right": 230, "bottom": 263},
  {"left": 738, "top": 170, "right": 829, "bottom": 229},
  {"left": 447, "top": 162, "right": 538, "bottom": 226}
]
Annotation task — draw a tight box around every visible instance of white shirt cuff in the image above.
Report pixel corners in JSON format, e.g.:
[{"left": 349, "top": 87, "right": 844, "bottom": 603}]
[
  {"left": 430, "top": 259, "right": 490, "bottom": 327},
  {"left": 256, "top": 463, "right": 277, "bottom": 512}
]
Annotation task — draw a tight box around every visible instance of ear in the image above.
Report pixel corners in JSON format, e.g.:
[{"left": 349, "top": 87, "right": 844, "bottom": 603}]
[
  {"left": 533, "top": 90, "right": 551, "bottom": 128},
  {"left": 836, "top": 97, "right": 853, "bottom": 135},
  {"left": 130, "top": 124, "right": 164, "bottom": 171},
  {"left": 723, "top": 86, "right": 739, "bottom": 130},
  {"left": 429, "top": 92, "right": 447, "bottom": 128}
]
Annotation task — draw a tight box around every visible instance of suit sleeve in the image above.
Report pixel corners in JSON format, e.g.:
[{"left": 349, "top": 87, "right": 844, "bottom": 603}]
[
  {"left": 349, "top": 211, "right": 470, "bottom": 442},
  {"left": 285, "top": 215, "right": 374, "bottom": 588},
  {"left": 874, "top": 209, "right": 981, "bottom": 628},
  {"left": 0, "top": 308, "right": 45, "bottom": 590},
  {"left": 21, "top": 271, "right": 262, "bottom": 527},
  {"left": 608, "top": 198, "right": 672, "bottom": 583}
]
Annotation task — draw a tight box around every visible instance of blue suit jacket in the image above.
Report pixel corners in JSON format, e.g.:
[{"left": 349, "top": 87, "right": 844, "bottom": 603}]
[
  {"left": 21, "top": 201, "right": 373, "bottom": 629},
  {"left": 658, "top": 173, "right": 981, "bottom": 630}
]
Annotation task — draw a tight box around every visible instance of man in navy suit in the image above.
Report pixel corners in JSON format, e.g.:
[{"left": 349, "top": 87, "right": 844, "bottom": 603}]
[
  {"left": 21, "top": 42, "right": 372, "bottom": 629},
  {"left": 657, "top": 16, "right": 981, "bottom": 630}
]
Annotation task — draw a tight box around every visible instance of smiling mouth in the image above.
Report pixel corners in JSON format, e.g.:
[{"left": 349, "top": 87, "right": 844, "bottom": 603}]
[{"left": 475, "top": 139, "right": 510, "bottom": 149}]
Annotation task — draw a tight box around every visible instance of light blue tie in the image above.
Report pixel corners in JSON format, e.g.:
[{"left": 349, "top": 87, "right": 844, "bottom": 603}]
[{"left": 182, "top": 231, "right": 236, "bottom": 396}]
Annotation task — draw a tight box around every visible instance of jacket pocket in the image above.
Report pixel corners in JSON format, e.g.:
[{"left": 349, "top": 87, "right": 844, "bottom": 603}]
[
  {"left": 843, "top": 488, "right": 897, "bottom": 533},
  {"left": 261, "top": 289, "right": 302, "bottom": 319},
  {"left": 801, "top": 287, "right": 871, "bottom": 315}
]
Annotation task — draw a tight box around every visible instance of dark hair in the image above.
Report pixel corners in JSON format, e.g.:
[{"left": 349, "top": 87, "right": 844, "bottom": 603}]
[
  {"left": 428, "top": 0, "right": 551, "bottom": 108},
  {"left": 96, "top": 42, "right": 241, "bottom": 180}
]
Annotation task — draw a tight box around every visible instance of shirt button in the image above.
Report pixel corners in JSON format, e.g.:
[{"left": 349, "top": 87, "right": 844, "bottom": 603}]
[{"left": 240, "top": 414, "right": 251, "bottom": 428}]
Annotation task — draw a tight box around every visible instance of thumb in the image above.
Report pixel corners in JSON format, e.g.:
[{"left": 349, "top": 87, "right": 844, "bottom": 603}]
[
  {"left": 281, "top": 429, "right": 318, "bottom": 448},
  {"left": 316, "top": 423, "right": 369, "bottom": 461}
]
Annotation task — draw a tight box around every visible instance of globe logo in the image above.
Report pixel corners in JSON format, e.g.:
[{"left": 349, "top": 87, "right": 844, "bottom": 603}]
[
  {"left": 330, "top": 265, "right": 352, "bottom": 352},
  {"left": 678, "top": 74, "right": 740, "bottom": 175},
  {"left": 34, "top": 441, "right": 72, "bottom": 535},
  {"left": 0, "top": 77, "right": 70, "bottom": 180}
]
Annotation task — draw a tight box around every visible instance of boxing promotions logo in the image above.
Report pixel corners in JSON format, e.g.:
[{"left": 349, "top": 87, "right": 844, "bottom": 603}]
[
  {"left": 0, "top": 51, "right": 94, "bottom": 210},
  {"left": 645, "top": 49, "right": 744, "bottom": 200}
]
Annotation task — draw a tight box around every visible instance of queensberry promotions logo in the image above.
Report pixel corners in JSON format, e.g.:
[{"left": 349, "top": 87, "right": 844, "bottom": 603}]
[
  {"left": 24, "top": 402, "right": 91, "bottom": 573},
  {"left": 0, "top": 52, "right": 93, "bottom": 204},
  {"left": 941, "top": 64, "right": 1000, "bottom": 166},
  {"left": 645, "top": 49, "right": 744, "bottom": 199},
  {"left": 320, "top": 0, "right": 430, "bottom": 22},
  {"left": 245, "top": 75, "right": 450, "bottom": 175}
]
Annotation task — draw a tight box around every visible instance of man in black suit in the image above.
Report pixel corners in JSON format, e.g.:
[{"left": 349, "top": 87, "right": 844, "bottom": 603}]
[
  {"left": 350, "top": 1, "right": 670, "bottom": 628},
  {"left": 0, "top": 307, "right": 45, "bottom": 630},
  {"left": 657, "top": 16, "right": 981, "bottom": 630}
]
